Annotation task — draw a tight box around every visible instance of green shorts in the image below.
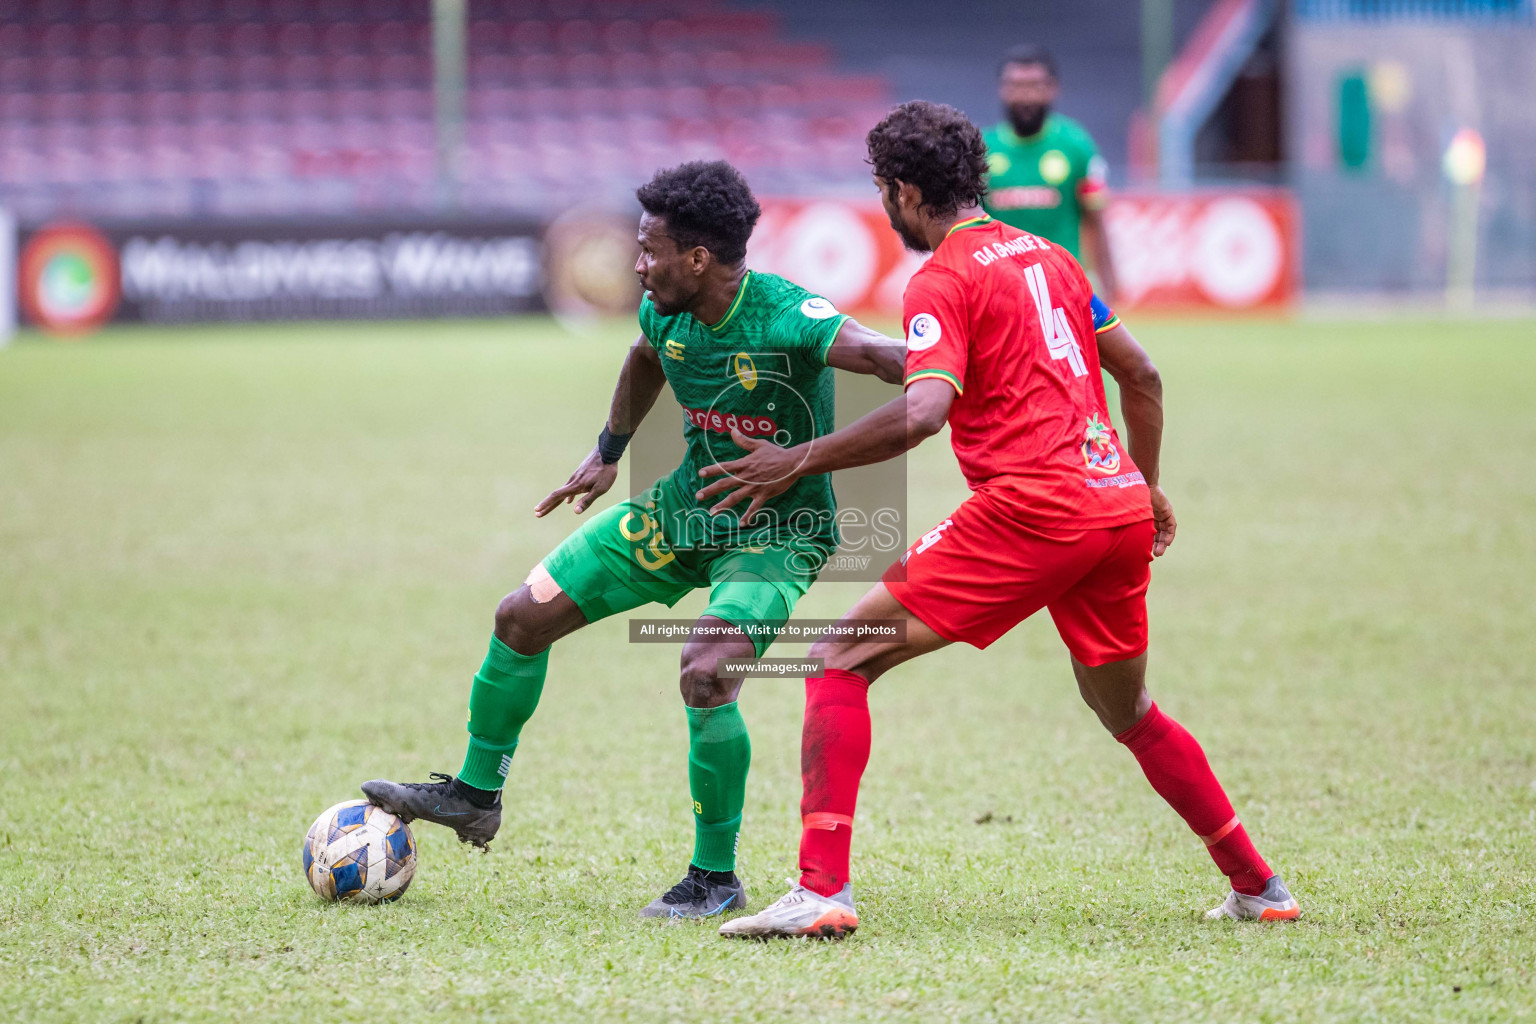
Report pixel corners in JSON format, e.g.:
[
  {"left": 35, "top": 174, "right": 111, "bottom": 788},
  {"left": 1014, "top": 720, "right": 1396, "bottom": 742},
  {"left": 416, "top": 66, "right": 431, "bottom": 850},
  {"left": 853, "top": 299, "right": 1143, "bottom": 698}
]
[{"left": 541, "top": 477, "right": 820, "bottom": 658}]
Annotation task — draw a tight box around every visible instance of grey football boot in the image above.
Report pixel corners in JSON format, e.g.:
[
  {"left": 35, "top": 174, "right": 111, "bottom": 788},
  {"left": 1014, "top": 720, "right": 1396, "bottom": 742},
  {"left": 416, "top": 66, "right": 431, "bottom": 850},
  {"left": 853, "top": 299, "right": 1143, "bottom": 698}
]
[
  {"left": 360, "top": 772, "right": 501, "bottom": 850},
  {"left": 1205, "top": 874, "right": 1301, "bottom": 921},
  {"left": 640, "top": 865, "right": 748, "bottom": 920}
]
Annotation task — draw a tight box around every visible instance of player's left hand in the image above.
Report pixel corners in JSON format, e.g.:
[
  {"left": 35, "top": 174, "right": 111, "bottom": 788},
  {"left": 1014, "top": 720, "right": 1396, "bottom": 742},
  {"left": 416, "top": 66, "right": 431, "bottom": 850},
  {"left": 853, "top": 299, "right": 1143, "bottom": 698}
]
[
  {"left": 1150, "top": 485, "right": 1177, "bottom": 556},
  {"left": 695, "top": 428, "right": 805, "bottom": 523}
]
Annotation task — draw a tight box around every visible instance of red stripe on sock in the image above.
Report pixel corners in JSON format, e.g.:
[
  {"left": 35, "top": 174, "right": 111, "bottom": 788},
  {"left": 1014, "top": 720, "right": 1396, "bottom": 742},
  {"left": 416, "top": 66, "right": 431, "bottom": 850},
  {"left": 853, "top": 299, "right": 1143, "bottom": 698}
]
[
  {"left": 803, "top": 812, "right": 854, "bottom": 830},
  {"left": 1116, "top": 703, "right": 1271, "bottom": 896},
  {"left": 797, "top": 668, "right": 871, "bottom": 898},
  {"left": 1201, "top": 815, "right": 1240, "bottom": 846}
]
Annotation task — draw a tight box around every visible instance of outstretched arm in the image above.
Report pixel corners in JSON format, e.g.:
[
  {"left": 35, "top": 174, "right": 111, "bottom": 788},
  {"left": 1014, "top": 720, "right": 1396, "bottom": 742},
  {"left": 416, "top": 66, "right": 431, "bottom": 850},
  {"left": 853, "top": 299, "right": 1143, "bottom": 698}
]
[
  {"left": 1096, "top": 321, "right": 1175, "bottom": 555},
  {"left": 694, "top": 378, "right": 955, "bottom": 522},
  {"left": 824, "top": 317, "right": 906, "bottom": 385},
  {"left": 534, "top": 336, "right": 668, "bottom": 517},
  {"left": 1081, "top": 205, "right": 1119, "bottom": 305}
]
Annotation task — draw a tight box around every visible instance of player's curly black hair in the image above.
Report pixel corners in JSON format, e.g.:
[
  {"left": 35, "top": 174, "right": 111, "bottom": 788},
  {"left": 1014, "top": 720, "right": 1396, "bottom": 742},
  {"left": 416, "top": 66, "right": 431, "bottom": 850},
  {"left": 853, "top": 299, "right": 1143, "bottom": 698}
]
[
  {"left": 865, "top": 101, "right": 990, "bottom": 217},
  {"left": 635, "top": 160, "right": 761, "bottom": 266}
]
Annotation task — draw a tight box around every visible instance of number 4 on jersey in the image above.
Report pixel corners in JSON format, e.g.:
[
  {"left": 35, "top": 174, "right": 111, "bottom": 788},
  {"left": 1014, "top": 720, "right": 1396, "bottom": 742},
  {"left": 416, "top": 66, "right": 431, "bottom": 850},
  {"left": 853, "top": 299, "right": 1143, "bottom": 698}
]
[{"left": 1023, "top": 263, "right": 1087, "bottom": 377}]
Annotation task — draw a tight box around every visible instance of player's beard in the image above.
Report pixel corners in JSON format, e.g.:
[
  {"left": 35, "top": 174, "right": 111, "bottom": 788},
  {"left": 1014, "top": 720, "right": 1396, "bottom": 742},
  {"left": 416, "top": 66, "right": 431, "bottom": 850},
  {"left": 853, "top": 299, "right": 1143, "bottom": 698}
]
[
  {"left": 886, "top": 210, "right": 931, "bottom": 254},
  {"left": 1007, "top": 103, "right": 1050, "bottom": 138}
]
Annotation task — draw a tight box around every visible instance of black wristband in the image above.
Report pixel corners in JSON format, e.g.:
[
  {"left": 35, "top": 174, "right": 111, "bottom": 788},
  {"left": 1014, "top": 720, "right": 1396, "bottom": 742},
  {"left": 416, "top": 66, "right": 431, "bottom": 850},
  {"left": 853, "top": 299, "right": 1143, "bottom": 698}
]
[{"left": 597, "top": 425, "right": 633, "bottom": 464}]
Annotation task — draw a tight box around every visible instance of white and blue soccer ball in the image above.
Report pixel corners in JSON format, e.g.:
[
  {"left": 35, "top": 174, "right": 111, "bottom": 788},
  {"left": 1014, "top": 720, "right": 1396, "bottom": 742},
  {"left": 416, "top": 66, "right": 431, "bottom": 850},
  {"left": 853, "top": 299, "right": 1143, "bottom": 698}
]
[{"left": 302, "top": 800, "right": 416, "bottom": 904}]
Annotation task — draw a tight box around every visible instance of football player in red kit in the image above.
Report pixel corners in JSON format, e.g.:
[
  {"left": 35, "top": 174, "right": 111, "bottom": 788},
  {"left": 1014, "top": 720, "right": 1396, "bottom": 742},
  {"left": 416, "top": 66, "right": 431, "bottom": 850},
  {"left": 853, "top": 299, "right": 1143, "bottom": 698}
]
[{"left": 698, "top": 101, "right": 1299, "bottom": 938}]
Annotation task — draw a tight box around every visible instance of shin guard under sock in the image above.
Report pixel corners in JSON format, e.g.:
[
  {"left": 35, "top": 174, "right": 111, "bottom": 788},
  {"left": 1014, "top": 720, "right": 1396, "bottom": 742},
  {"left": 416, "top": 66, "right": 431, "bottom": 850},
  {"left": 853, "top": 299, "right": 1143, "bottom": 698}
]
[
  {"left": 1116, "top": 701, "right": 1271, "bottom": 895},
  {"left": 458, "top": 636, "right": 547, "bottom": 792},
  {"left": 798, "top": 668, "right": 872, "bottom": 897}
]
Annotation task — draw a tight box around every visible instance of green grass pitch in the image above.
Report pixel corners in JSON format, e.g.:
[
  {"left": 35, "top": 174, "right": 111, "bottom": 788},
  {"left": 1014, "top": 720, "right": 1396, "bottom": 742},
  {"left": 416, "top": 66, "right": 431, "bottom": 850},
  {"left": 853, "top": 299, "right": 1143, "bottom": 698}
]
[{"left": 1, "top": 315, "right": 1533, "bottom": 1022}]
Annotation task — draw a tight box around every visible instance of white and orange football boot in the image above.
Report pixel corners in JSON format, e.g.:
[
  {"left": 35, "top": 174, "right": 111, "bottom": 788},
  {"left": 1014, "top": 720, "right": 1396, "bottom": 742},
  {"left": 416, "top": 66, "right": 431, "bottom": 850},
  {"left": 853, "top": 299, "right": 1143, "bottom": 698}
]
[
  {"left": 1205, "top": 875, "right": 1301, "bottom": 921},
  {"left": 718, "top": 884, "right": 858, "bottom": 939}
]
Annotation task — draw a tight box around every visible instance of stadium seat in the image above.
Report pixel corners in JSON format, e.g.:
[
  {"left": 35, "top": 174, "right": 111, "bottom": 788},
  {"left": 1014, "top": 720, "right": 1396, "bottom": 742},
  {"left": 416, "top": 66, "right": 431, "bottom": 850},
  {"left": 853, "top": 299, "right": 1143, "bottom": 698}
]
[{"left": 1, "top": 0, "right": 892, "bottom": 216}]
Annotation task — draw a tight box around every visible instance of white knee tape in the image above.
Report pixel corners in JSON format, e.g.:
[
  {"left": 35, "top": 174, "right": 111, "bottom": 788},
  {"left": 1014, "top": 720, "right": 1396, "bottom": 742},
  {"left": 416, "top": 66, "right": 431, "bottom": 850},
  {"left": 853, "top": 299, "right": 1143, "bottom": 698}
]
[{"left": 524, "top": 563, "right": 563, "bottom": 604}]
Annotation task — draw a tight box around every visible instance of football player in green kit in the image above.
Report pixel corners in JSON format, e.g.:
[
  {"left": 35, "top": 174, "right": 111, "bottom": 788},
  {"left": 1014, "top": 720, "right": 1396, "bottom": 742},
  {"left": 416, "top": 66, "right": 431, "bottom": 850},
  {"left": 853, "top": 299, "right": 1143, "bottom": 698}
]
[
  {"left": 361, "top": 161, "right": 904, "bottom": 919},
  {"left": 984, "top": 45, "right": 1120, "bottom": 302}
]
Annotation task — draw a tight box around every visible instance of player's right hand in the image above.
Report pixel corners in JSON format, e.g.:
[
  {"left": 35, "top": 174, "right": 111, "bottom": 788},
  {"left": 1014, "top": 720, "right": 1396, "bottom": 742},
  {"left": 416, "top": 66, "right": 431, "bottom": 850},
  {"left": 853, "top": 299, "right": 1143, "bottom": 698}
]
[
  {"left": 535, "top": 448, "right": 618, "bottom": 517},
  {"left": 1150, "top": 485, "right": 1177, "bottom": 556}
]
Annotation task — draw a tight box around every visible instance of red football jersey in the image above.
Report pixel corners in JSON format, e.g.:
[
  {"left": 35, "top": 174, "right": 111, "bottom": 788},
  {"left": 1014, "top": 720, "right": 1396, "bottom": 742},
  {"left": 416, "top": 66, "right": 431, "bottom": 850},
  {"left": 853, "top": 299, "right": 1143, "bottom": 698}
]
[{"left": 902, "top": 215, "right": 1151, "bottom": 528}]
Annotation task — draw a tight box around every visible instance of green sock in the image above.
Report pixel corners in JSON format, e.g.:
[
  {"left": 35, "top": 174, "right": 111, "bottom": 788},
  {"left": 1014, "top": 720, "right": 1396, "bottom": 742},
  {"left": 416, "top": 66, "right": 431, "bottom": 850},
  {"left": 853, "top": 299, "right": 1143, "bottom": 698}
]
[
  {"left": 686, "top": 702, "right": 751, "bottom": 873},
  {"left": 458, "top": 636, "right": 548, "bottom": 792}
]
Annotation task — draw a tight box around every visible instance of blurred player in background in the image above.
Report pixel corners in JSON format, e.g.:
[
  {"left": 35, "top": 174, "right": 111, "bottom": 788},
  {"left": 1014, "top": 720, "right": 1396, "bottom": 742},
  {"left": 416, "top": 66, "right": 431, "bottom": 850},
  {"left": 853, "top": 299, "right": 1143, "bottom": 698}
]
[
  {"left": 698, "top": 102, "right": 1298, "bottom": 938},
  {"left": 362, "top": 161, "right": 904, "bottom": 920},
  {"left": 984, "top": 45, "right": 1119, "bottom": 303}
]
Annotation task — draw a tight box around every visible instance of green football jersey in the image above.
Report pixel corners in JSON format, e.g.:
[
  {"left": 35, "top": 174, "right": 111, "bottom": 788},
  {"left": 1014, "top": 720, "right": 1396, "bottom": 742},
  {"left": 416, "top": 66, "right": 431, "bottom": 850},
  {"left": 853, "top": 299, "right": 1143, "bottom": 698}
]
[
  {"left": 982, "top": 113, "right": 1108, "bottom": 259},
  {"left": 637, "top": 270, "right": 847, "bottom": 555}
]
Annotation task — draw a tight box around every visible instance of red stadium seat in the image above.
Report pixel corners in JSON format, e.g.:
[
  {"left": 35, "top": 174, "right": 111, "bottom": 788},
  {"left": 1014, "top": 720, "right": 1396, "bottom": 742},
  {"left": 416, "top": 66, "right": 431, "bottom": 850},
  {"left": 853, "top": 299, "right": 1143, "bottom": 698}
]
[
  {"left": 184, "top": 21, "right": 224, "bottom": 56},
  {"left": 233, "top": 89, "right": 281, "bottom": 122},
  {"left": 334, "top": 88, "right": 378, "bottom": 121},
  {"left": 87, "top": 22, "right": 129, "bottom": 57},
  {"left": 701, "top": 50, "right": 747, "bottom": 85},
  {"left": 601, "top": 20, "right": 643, "bottom": 54},
  {"left": 44, "top": 56, "right": 88, "bottom": 90},
  {"left": 279, "top": 54, "right": 324, "bottom": 88},
  {"left": 188, "top": 88, "right": 234, "bottom": 122},
  {"left": 369, "top": 21, "right": 413, "bottom": 56},
  {"left": 0, "top": 90, "right": 37, "bottom": 123},
  {"left": 280, "top": 88, "right": 331, "bottom": 122},
  {"left": 41, "top": 22, "right": 82, "bottom": 57},
  {"left": 139, "top": 54, "right": 183, "bottom": 88},
  {"left": 0, "top": 0, "right": 891, "bottom": 212},
  {"left": 663, "top": 86, "right": 708, "bottom": 119},
  {"left": 188, "top": 54, "right": 230, "bottom": 89},
  {"left": 510, "top": 20, "right": 552, "bottom": 54},
  {"left": 145, "top": 90, "right": 189, "bottom": 122},
  {"left": 90, "top": 54, "right": 135, "bottom": 91},
  {"left": 469, "top": 53, "right": 518, "bottom": 86},
  {"left": 0, "top": 56, "right": 31, "bottom": 93},
  {"left": 230, "top": 22, "right": 272, "bottom": 56},
  {"left": 618, "top": 86, "right": 665, "bottom": 117},
  {"left": 468, "top": 19, "right": 503, "bottom": 54},
  {"left": 564, "top": 52, "right": 609, "bottom": 85},
  {"left": 377, "top": 87, "right": 430, "bottom": 120},
  {"left": 322, "top": 22, "right": 365, "bottom": 56},
  {"left": 133, "top": 23, "right": 176, "bottom": 58},
  {"left": 376, "top": 54, "right": 428, "bottom": 86},
  {"left": 0, "top": 24, "right": 24, "bottom": 59},
  {"left": 41, "top": 91, "right": 90, "bottom": 122},
  {"left": 609, "top": 50, "right": 651, "bottom": 86},
  {"left": 89, "top": 90, "right": 139, "bottom": 123},
  {"left": 556, "top": 19, "right": 598, "bottom": 54},
  {"left": 524, "top": 85, "right": 574, "bottom": 118},
  {"left": 277, "top": 22, "right": 317, "bottom": 56},
  {"left": 232, "top": 54, "right": 279, "bottom": 88},
  {"left": 519, "top": 52, "right": 560, "bottom": 84}
]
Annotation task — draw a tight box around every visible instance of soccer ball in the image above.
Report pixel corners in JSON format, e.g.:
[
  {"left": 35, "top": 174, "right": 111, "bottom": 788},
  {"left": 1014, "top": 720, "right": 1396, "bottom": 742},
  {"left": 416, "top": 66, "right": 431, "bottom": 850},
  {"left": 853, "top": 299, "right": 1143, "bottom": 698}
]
[{"left": 302, "top": 800, "right": 416, "bottom": 903}]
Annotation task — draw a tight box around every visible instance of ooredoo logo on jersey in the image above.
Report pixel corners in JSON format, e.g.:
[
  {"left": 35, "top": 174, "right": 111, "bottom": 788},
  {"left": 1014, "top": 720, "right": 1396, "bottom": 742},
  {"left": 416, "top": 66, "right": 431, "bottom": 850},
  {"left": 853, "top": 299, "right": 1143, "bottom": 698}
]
[{"left": 20, "top": 223, "right": 121, "bottom": 336}]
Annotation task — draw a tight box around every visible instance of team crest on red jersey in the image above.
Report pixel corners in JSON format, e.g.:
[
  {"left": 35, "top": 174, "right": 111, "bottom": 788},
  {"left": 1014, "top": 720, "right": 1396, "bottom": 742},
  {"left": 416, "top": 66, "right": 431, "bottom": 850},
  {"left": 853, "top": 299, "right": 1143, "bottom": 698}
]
[{"left": 1081, "top": 415, "right": 1121, "bottom": 474}]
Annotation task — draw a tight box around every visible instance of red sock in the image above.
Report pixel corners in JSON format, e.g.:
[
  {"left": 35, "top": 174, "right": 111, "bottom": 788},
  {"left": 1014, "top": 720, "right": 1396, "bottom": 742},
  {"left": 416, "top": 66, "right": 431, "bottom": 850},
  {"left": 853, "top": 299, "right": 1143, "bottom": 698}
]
[
  {"left": 1115, "top": 702, "right": 1271, "bottom": 896},
  {"left": 797, "top": 668, "right": 872, "bottom": 897}
]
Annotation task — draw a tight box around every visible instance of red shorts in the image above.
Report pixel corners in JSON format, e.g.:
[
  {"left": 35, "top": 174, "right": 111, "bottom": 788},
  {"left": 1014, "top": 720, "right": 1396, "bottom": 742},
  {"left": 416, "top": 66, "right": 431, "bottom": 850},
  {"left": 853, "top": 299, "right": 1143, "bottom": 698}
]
[{"left": 881, "top": 492, "right": 1155, "bottom": 666}]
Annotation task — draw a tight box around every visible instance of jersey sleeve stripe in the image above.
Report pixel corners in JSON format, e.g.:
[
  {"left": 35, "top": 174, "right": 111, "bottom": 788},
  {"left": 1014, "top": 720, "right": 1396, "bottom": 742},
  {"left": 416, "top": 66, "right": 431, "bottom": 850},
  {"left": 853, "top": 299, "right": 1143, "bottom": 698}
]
[
  {"left": 904, "top": 368, "right": 963, "bottom": 394},
  {"left": 817, "top": 314, "right": 849, "bottom": 365},
  {"left": 1094, "top": 314, "right": 1121, "bottom": 334}
]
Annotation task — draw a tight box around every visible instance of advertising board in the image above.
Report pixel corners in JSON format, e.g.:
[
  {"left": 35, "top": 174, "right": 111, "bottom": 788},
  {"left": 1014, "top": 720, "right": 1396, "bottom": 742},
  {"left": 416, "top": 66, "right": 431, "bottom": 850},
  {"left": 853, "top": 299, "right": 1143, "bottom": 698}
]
[{"left": 752, "top": 191, "right": 1299, "bottom": 319}]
